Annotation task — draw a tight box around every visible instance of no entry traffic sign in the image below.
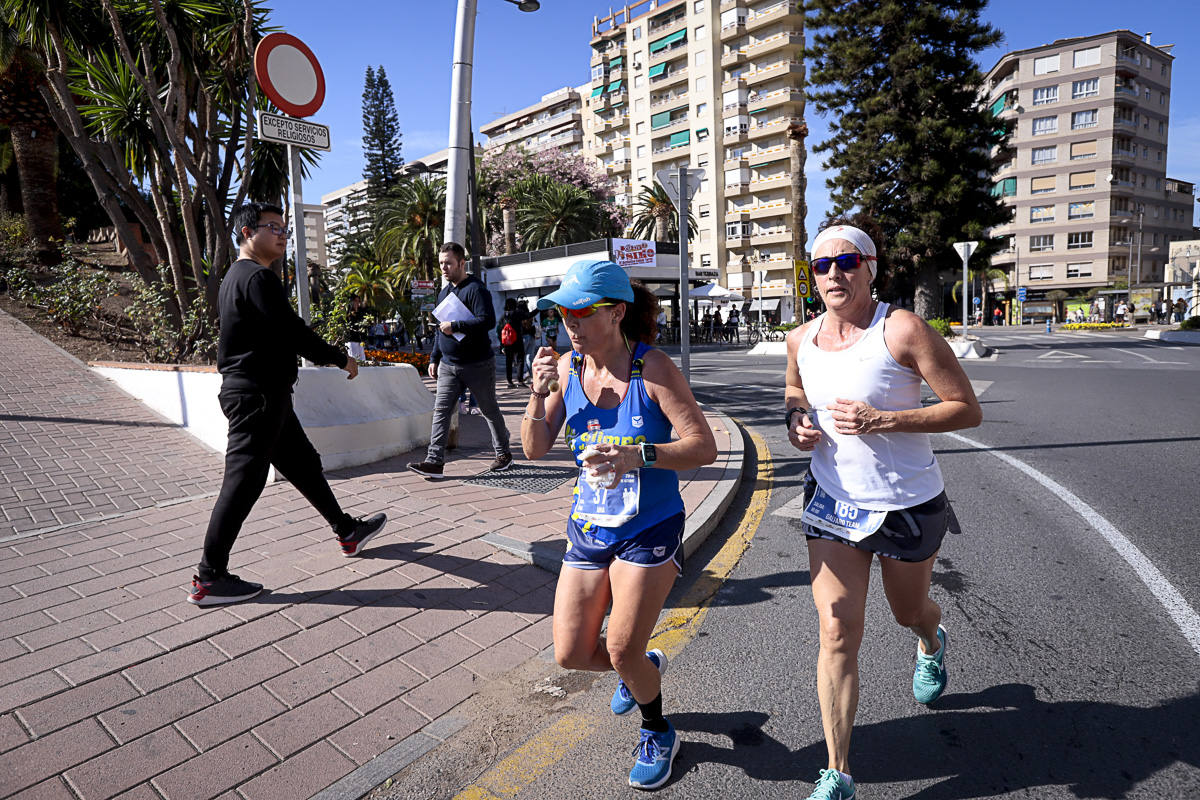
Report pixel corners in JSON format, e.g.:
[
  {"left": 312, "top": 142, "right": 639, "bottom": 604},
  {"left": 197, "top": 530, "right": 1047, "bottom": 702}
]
[{"left": 254, "top": 33, "right": 325, "bottom": 118}]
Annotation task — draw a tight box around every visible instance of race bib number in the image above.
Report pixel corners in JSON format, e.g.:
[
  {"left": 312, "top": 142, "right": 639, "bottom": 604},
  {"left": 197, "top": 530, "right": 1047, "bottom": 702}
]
[
  {"left": 800, "top": 485, "right": 887, "bottom": 542},
  {"left": 573, "top": 469, "right": 640, "bottom": 528}
]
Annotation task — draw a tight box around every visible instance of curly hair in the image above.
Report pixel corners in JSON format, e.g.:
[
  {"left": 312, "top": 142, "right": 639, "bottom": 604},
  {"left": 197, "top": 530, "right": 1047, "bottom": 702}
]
[{"left": 610, "top": 279, "right": 659, "bottom": 345}]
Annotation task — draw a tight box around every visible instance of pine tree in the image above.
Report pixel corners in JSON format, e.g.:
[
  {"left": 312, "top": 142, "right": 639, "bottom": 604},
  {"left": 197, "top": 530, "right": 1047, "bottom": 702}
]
[
  {"left": 361, "top": 65, "right": 404, "bottom": 202},
  {"left": 806, "top": 0, "right": 1011, "bottom": 318}
]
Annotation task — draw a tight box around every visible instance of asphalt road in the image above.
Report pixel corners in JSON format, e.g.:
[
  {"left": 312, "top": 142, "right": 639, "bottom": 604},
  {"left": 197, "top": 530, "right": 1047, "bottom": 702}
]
[{"left": 383, "top": 327, "right": 1200, "bottom": 800}]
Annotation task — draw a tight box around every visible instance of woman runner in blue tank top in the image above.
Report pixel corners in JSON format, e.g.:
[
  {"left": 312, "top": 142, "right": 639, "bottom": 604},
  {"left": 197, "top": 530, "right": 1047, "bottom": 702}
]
[{"left": 522, "top": 259, "right": 716, "bottom": 791}]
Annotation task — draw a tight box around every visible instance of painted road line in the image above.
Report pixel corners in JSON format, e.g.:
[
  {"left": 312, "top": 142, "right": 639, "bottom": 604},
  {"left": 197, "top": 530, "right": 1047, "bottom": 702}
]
[
  {"left": 943, "top": 432, "right": 1200, "bottom": 659},
  {"left": 451, "top": 430, "right": 773, "bottom": 799},
  {"left": 1111, "top": 347, "right": 1187, "bottom": 365}
]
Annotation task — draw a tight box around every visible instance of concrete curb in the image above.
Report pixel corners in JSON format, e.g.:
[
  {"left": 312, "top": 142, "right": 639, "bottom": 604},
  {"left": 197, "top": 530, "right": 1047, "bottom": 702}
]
[
  {"left": 1143, "top": 328, "right": 1200, "bottom": 345},
  {"left": 483, "top": 406, "right": 747, "bottom": 571},
  {"left": 949, "top": 338, "right": 994, "bottom": 359}
]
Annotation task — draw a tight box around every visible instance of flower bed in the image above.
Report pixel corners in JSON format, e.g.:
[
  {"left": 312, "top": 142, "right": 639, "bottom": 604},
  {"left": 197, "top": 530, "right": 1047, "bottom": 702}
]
[
  {"left": 364, "top": 349, "right": 430, "bottom": 371},
  {"left": 1059, "top": 322, "right": 1127, "bottom": 331}
]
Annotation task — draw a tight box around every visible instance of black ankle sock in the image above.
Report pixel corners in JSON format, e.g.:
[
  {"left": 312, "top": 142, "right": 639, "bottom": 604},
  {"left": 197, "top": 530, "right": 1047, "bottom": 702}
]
[{"left": 637, "top": 693, "right": 668, "bottom": 733}]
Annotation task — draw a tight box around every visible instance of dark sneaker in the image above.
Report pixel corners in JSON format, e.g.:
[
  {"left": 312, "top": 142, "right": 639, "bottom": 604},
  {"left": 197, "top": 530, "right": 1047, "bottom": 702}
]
[
  {"left": 338, "top": 512, "right": 387, "bottom": 557},
  {"left": 187, "top": 573, "right": 263, "bottom": 606},
  {"left": 408, "top": 461, "right": 445, "bottom": 481},
  {"left": 488, "top": 452, "right": 514, "bottom": 472}
]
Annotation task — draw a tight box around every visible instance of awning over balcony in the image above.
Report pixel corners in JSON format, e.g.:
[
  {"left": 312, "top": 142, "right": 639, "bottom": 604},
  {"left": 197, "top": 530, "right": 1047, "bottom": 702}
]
[
  {"left": 649, "top": 63, "right": 667, "bottom": 78},
  {"left": 590, "top": 86, "right": 604, "bottom": 98},
  {"left": 606, "top": 80, "right": 624, "bottom": 93},
  {"left": 748, "top": 298, "right": 780, "bottom": 311},
  {"left": 649, "top": 29, "right": 687, "bottom": 54},
  {"left": 668, "top": 130, "right": 690, "bottom": 147}
]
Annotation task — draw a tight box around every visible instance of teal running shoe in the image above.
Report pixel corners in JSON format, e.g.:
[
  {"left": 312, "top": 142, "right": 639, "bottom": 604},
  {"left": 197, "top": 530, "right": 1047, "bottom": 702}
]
[
  {"left": 806, "top": 768, "right": 855, "bottom": 799},
  {"left": 611, "top": 649, "right": 667, "bottom": 715},
  {"left": 628, "top": 722, "right": 679, "bottom": 790},
  {"left": 912, "top": 624, "right": 948, "bottom": 704}
]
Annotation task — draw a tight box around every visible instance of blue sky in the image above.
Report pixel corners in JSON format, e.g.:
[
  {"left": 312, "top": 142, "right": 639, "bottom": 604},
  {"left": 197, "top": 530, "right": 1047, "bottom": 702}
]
[{"left": 278, "top": 0, "right": 1199, "bottom": 227}]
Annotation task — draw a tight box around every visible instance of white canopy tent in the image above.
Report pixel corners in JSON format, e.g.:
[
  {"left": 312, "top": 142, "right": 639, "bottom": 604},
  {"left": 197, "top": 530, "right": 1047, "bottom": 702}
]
[{"left": 690, "top": 282, "right": 746, "bottom": 302}]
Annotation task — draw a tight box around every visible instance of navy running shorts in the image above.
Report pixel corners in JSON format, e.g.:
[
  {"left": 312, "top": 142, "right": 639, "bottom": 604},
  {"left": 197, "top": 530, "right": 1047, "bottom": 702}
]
[
  {"left": 800, "top": 472, "right": 961, "bottom": 563},
  {"left": 563, "top": 512, "right": 685, "bottom": 572}
]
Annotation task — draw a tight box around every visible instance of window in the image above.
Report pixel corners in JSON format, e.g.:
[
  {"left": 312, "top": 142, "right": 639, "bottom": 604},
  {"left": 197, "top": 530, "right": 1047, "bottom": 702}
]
[
  {"left": 1159, "top": 121, "right": 1165, "bottom": 135},
  {"left": 1073, "top": 47, "right": 1100, "bottom": 68},
  {"left": 1030, "top": 205, "right": 1055, "bottom": 223},
  {"left": 1033, "top": 86, "right": 1058, "bottom": 105},
  {"left": 696, "top": 101, "right": 709, "bottom": 116},
  {"left": 634, "top": 74, "right": 644, "bottom": 88},
  {"left": 696, "top": 127, "right": 709, "bottom": 141},
  {"left": 1031, "top": 145, "right": 1057, "bottom": 164},
  {"left": 698, "top": 154, "right": 709, "bottom": 167},
  {"left": 696, "top": 51, "right": 706, "bottom": 65},
  {"left": 1032, "top": 115, "right": 1058, "bottom": 136},
  {"left": 1070, "top": 140, "right": 1097, "bottom": 160},
  {"left": 1029, "top": 264, "right": 1053, "bottom": 280},
  {"left": 591, "top": 64, "right": 605, "bottom": 80},
  {"left": 696, "top": 77, "right": 708, "bottom": 93},
  {"left": 695, "top": 25, "right": 706, "bottom": 40},
  {"left": 726, "top": 221, "right": 748, "bottom": 238},
  {"left": 1160, "top": 92, "right": 1166, "bottom": 106},
  {"left": 700, "top": 178, "right": 709, "bottom": 192},
  {"left": 1029, "top": 234, "right": 1054, "bottom": 252},
  {"left": 1030, "top": 176, "right": 1056, "bottom": 195},
  {"left": 694, "top": 0, "right": 705, "bottom": 11},
  {"left": 1072, "top": 78, "right": 1099, "bottom": 98},
  {"left": 1071, "top": 110, "right": 1097, "bottom": 129},
  {"left": 1033, "top": 54, "right": 1060, "bottom": 75},
  {"left": 1066, "top": 262, "right": 1093, "bottom": 278},
  {"left": 1069, "top": 171, "right": 1095, "bottom": 190},
  {"left": 637, "top": 168, "right": 647, "bottom": 180},
  {"left": 1067, "top": 231, "right": 1093, "bottom": 248},
  {"left": 1068, "top": 201, "right": 1094, "bottom": 219},
  {"left": 698, "top": 203, "right": 710, "bottom": 218},
  {"left": 634, "top": 98, "right": 645, "bottom": 112},
  {"left": 993, "top": 177, "right": 1017, "bottom": 197},
  {"left": 636, "top": 145, "right": 647, "bottom": 157},
  {"left": 633, "top": 25, "right": 642, "bottom": 40},
  {"left": 636, "top": 122, "right": 646, "bottom": 134}
]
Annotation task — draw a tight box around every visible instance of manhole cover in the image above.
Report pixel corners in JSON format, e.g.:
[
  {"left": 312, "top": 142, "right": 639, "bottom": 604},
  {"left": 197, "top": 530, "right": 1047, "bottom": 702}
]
[{"left": 463, "top": 463, "right": 577, "bottom": 494}]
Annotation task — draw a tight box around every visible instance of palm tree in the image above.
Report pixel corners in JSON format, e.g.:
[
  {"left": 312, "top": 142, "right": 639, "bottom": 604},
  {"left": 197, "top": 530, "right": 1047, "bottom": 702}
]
[
  {"left": 627, "top": 181, "right": 697, "bottom": 243},
  {"left": 516, "top": 177, "right": 602, "bottom": 250},
  {"left": 378, "top": 177, "right": 445, "bottom": 281},
  {"left": 0, "top": 18, "right": 62, "bottom": 263},
  {"left": 342, "top": 259, "right": 399, "bottom": 316},
  {"left": 788, "top": 119, "right": 808, "bottom": 262}
]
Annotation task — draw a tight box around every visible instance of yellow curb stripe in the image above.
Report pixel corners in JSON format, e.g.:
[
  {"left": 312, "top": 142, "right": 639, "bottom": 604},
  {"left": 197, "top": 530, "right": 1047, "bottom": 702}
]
[
  {"left": 452, "top": 428, "right": 771, "bottom": 799},
  {"left": 453, "top": 713, "right": 598, "bottom": 800},
  {"left": 649, "top": 429, "right": 772, "bottom": 659}
]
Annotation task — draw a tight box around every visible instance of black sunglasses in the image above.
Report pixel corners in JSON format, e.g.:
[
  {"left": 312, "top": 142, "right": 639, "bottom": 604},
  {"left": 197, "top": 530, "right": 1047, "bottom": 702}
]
[{"left": 812, "top": 253, "right": 877, "bottom": 275}]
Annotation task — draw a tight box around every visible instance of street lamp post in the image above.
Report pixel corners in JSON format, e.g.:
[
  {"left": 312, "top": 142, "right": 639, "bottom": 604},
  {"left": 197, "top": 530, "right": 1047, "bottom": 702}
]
[
  {"left": 1134, "top": 204, "right": 1145, "bottom": 288},
  {"left": 444, "top": 0, "right": 538, "bottom": 249}
]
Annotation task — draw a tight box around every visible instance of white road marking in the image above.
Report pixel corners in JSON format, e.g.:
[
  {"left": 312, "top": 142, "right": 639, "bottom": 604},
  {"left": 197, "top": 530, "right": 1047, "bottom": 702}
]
[
  {"left": 1111, "top": 347, "right": 1188, "bottom": 365},
  {"left": 1036, "top": 350, "right": 1088, "bottom": 360},
  {"left": 943, "top": 431, "right": 1200, "bottom": 659}
]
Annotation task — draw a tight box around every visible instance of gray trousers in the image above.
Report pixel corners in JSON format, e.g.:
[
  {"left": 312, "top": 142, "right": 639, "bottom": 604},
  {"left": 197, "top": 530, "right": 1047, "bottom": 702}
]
[{"left": 427, "top": 358, "right": 510, "bottom": 464}]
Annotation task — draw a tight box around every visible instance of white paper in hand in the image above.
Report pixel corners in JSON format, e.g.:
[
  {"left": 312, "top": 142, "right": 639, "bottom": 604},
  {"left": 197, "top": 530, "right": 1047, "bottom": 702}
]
[{"left": 433, "top": 291, "right": 471, "bottom": 342}]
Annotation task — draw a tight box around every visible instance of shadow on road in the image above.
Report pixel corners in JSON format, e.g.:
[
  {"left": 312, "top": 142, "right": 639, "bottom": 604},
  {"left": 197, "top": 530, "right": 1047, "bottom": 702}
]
[
  {"left": 670, "top": 683, "right": 1200, "bottom": 797},
  {"left": 934, "top": 435, "right": 1200, "bottom": 457}
]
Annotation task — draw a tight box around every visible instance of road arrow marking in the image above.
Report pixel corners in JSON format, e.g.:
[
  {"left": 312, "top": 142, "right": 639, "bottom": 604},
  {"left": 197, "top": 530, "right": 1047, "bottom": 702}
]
[{"left": 1036, "top": 350, "right": 1088, "bottom": 360}]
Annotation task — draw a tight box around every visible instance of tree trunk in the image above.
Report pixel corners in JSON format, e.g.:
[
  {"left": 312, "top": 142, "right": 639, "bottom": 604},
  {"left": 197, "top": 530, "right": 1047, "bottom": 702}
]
[
  {"left": 788, "top": 119, "right": 809, "bottom": 322},
  {"left": 654, "top": 215, "right": 668, "bottom": 244},
  {"left": 10, "top": 122, "right": 63, "bottom": 264},
  {"left": 913, "top": 254, "right": 942, "bottom": 320},
  {"left": 502, "top": 207, "right": 517, "bottom": 255}
]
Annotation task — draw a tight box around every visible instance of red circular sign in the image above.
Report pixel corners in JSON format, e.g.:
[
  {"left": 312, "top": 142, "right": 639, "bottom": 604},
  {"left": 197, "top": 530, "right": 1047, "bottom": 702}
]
[{"left": 253, "top": 33, "right": 326, "bottom": 118}]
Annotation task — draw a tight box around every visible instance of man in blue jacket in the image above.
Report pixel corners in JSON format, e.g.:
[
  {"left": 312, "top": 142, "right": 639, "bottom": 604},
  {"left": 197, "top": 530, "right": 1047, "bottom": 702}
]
[{"left": 408, "top": 242, "right": 513, "bottom": 480}]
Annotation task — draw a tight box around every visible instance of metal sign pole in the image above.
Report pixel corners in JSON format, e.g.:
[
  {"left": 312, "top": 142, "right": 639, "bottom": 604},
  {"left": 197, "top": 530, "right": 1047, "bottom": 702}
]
[
  {"left": 287, "top": 143, "right": 311, "bottom": 324},
  {"left": 678, "top": 166, "right": 690, "bottom": 381}
]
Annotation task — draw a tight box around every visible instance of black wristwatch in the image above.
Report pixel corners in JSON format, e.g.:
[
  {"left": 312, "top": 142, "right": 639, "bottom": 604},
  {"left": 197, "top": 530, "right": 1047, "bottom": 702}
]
[
  {"left": 639, "top": 442, "right": 657, "bottom": 467},
  {"left": 785, "top": 407, "right": 805, "bottom": 430}
]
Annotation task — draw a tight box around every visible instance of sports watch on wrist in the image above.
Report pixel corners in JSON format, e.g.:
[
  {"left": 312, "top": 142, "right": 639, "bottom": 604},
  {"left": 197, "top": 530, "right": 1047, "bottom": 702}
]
[{"left": 639, "top": 442, "right": 657, "bottom": 468}]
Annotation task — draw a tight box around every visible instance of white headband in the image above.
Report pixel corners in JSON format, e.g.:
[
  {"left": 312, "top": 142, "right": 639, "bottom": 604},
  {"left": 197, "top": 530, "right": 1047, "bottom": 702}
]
[{"left": 812, "top": 225, "right": 877, "bottom": 279}]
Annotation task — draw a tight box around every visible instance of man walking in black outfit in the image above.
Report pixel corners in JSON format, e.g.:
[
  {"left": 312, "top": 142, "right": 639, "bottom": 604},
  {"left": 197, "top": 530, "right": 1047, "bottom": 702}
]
[
  {"left": 408, "top": 242, "right": 513, "bottom": 480},
  {"left": 188, "top": 202, "right": 386, "bottom": 606}
]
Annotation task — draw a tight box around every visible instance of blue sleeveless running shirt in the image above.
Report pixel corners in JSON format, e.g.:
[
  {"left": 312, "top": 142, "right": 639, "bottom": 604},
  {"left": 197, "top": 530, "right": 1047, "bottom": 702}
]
[{"left": 563, "top": 342, "right": 683, "bottom": 542}]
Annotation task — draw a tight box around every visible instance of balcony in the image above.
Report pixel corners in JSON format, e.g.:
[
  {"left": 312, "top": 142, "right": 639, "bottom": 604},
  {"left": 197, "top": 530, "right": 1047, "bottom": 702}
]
[
  {"left": 650, "top": 37, "right": 690, "bottom": 65},
  {"left": 650, "top": 66, "right": 689, "bottom": 89},
  {"left": 746, "top": 30, "right": 803, "bottom": 58},
  {"left": 748, "top": 88, "right": 803, "bottom": 111},
  {"left": 653, "top": 115, "right": 690, "bottom": 135},
  {"left": 1111, "top": 147, "right": 1136, "bottom": 162},
  {"left": 725, "top": 232, "right": 752, "bottom": 249},
  {"left": 748, "top": 116, "right": 793, "bottom": 140},
  {"left": 746, "top": 143, "right": 788, "bottom": 166},
  {"left": 724, "top": 154, "right": 749, "bottom": 168},
  {"left": 721, "top": 48, "right": 747, "bottom": 68},
  {"left": 725, "top": 183, "right": 748, "bottom": 197},
  {"left": 724, "top": 127, "right": 749, "bottom": 145},
  {"left": 605, "top": 159, "right": 631, "bottom": 175},
  {"left": 745, "top": 200, "right": 792, "bottom": 220},
  {"left": 750, "top": 172, "right": 791, "bottom": 191},
  {"left": 588, "top": 94, "right": 610, "bottom": 110},
  {"left": 605, "top": 136, "right": 631, "bottom": 152},
  {"left": 745, "top": 1, "right": 799, "bottom": 32},
  {"left": 1114, "top": 84, "right": 1138, "bottom": 98},
  {"left": 650, "top": 90, "right": 689, "bottom": 108},
  {"left": 652, "top": 142, "right": 691, "bottom": 161},
  {"left": 530, "top": 130, "right": 583, "bottom": 152},
  {"left": 722, "top": 74, "right": 747, "bottom": 92},
  {"left": 745, "top": 60, "right": 803, "bottom": 86},
  {"left": 648, "top": 10, "right": 687, "bottom": 38},
  {"left": 485, "top": 111, "right": 582, "bottom": 148},
  {"left": 602, "top": 114, "right": 629, "bottom": 130},
  {"left": 1114, "top": 116, "right": 1138, "bottom": 129},
  {"left": 751, "top": 227, "right": 792, "bottom": 245},
  {"left": 721, "top": 0, "right": 744, "bottom": 9},
  {"left": 720, "top": 18, "right": 747, "bottom": 41}
]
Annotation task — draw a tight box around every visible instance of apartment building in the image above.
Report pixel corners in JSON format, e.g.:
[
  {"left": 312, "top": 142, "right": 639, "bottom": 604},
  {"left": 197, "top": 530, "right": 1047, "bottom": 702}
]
[
  {"left": 584, "top": 0, "right": 805, "bottom": 319},
  {"left": 984, "top": 30, "right": 1194, "bottom": 297},
  {"left": 301, "top": 203, "right": 327, "bottom": 267},
  {"left": 479, "top": 86, "right": 586, "bottom": 156}
]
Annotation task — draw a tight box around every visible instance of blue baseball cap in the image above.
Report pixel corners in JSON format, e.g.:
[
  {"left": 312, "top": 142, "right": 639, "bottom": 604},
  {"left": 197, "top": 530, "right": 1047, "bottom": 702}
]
[{"left": 536, "top": 259, "right": 634, "bottom": 311}]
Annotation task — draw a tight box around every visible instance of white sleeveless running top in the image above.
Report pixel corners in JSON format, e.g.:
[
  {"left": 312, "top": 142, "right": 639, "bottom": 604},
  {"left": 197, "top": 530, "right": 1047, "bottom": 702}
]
[{"left": 797, "top": 302, "right": 943, "bottom": 510}]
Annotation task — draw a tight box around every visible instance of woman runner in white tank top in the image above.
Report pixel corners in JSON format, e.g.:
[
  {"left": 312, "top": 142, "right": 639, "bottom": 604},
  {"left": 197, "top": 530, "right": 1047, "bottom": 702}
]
[{"left": 784, "top": 224, "right": 982, "bottom": 800}]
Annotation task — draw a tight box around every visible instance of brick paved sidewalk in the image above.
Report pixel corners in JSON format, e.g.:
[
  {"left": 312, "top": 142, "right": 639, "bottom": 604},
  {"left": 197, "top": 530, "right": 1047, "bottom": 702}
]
[
  {"left": 0, "top": 319, "right": 743, "bottom": 800},
  {"left": 0, "top": 311, "right": 226, "bottom": 537}
]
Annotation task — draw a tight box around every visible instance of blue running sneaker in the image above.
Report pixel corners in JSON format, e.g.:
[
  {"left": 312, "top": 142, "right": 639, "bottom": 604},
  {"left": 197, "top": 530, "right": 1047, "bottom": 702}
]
[
  {"left": 912, "top": 624, "right": 948, "bottom": 704},
  {"left": 611, "top": 649, "right": 667, "bottom": 715},
  {"left": 628, "top": 723, "right": 679, "bottom": 790},
  {"left": 806, "top": 768, "right": 855, "bottom": 799}
]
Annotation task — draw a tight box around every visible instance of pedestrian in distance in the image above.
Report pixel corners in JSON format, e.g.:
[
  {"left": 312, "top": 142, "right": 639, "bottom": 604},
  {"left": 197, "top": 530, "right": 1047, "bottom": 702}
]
[
  {"left": 784, "top": 223, "right": 982, "bottom": 800},
  {"left": 522, "top": 259, "right": 717, "bottom": 791},
  {"left": 408, "top": 242, "right": 513, "bottom": 480},
  {"left": 520, "top": 300, "right": 539, "bottom": 375},
  {"left": 189, "top": 202, "right": 386, "bottom": 606},
  {"left": 497, "top": 297, "right": 527, "bottom": 387}
]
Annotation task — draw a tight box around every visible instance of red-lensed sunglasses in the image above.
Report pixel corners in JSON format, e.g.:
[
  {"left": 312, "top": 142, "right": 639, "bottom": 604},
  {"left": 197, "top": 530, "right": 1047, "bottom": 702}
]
[
  {"left": 812, "top": 253, "right": 877, "bottom": 275},
  {"left": 557, "top": 302, "right": 616, "bottom": 319}
]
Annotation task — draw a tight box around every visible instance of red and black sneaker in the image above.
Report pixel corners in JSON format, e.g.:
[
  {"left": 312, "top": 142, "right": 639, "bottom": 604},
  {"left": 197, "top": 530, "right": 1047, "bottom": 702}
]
[
  {"left": 338, "top": 512, "right": 387, "bottom": 557},
  {"left": 187, "top": 573, "right": 263, "bottom": 606}
]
